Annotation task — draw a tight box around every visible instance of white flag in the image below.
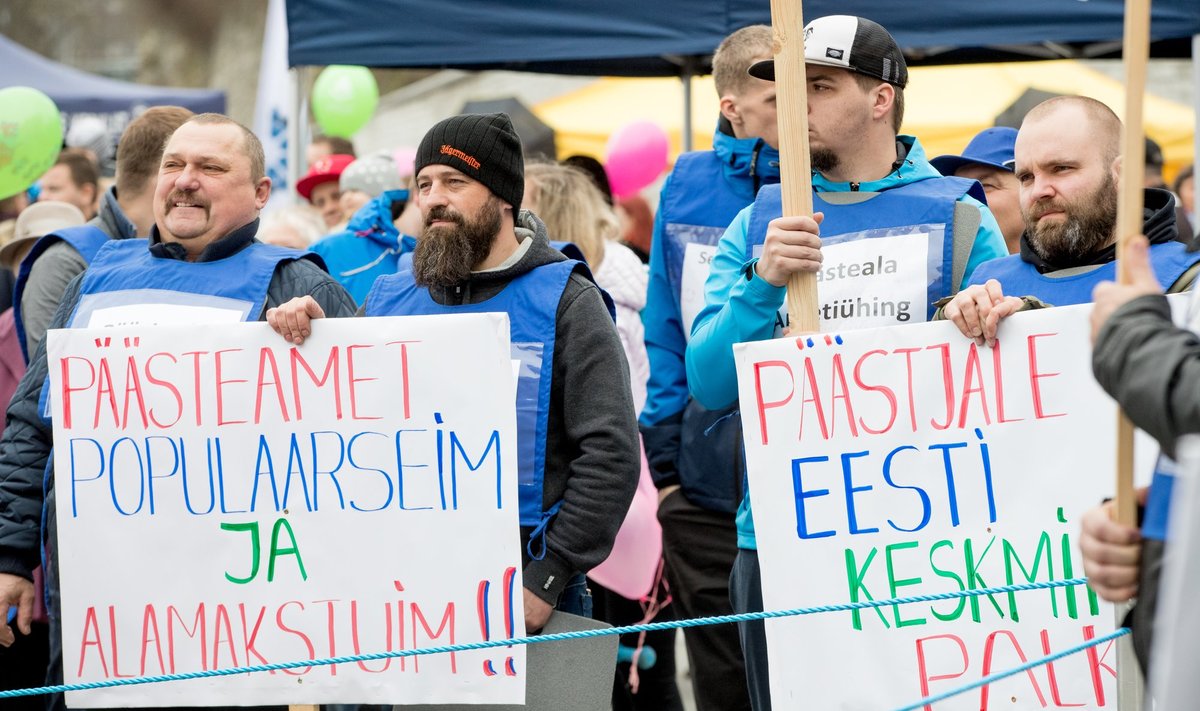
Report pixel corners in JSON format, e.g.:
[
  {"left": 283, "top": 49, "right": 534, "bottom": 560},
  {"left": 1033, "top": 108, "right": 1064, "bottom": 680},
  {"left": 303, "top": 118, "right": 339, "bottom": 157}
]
[
  {"left": 1150, "top": 434, "right": 1200, "bottom": 707},
  {"left": 253, "top": 0, "right": 293, "bottom": 212}
]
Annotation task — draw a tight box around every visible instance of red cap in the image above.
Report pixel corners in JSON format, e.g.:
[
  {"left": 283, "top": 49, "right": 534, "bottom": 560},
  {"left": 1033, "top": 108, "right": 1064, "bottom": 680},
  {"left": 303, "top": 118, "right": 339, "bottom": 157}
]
[{"left": 296, "top": 154, "right": 355, "bottom": 201}]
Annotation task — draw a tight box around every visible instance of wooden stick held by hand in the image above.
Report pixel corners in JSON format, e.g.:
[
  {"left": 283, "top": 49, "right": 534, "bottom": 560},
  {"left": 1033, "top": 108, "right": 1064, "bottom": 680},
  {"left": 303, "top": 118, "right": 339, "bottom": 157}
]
[
  {"left": 769, "top": 0, "right": 820, "bottom": 333},
  {"left": 1113, "top": 0, "right": 1150, "bottom": 529}
]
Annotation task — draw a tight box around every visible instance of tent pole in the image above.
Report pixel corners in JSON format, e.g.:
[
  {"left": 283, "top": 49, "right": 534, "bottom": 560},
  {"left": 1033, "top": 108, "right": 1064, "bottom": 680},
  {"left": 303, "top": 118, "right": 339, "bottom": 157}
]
[
  {"left": 681, "top": 58, "right": 694, "bottom": 153},
  {"left": 1193, "top": 33, "right": 1199, "bottom": 239},
  {"left": 287, "top": 66, "right": 307, "bottom": 206}
]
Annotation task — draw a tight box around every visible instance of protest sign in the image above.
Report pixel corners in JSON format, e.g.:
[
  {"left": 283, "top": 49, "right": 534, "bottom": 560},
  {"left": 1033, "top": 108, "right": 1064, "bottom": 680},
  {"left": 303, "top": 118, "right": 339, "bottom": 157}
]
[
  {"left": 47, "top": 313, "right": 525, "bottom": 707},
  {"left": 735, "top": 304, "right": 1133, "bottom": 709}
]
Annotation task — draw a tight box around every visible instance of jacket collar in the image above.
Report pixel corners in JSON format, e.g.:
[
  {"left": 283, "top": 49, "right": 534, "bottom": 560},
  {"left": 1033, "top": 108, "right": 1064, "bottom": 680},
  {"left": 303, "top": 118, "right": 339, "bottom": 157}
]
[
  {"left": 811, "top": 135, "right": 940, "bottom": 193},
  {"left": 1018, "top": 187, "right": 1182, "bottom": 272},
  {"left": 346, "top": 189, "right": 410, "bottom": 248},
  {"left": 148, "top": 219, "right": 259, "bottom": 262},
  {"left": 712, "top": 117, "right": 780, "bottom": 199},
  {"left": 96, "top": 186, "right": 140, "bottom": 240}
]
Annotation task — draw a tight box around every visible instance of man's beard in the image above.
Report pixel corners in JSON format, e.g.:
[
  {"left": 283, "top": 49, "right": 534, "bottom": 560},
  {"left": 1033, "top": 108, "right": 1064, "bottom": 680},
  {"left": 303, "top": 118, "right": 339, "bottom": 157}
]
[
  {"left": 811, "top": 147, "right": 839, "bottom": 174},
  {"left": 1023, "top": 172, "right": 1118, "bottom": 266},
  {"left": 412, "top": 198, "right": 502, "bottom": 288}
]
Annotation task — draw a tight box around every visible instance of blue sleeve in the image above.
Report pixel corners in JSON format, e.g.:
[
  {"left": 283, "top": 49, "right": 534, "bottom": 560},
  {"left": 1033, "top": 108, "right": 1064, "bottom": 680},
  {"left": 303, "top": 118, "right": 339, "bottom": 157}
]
[
  {"left": 685, "top": 206, "right": 785, "bottom": 409},
  {"left": 960, "top": 195, "right": 1008, "bottom": 289},
  {"left": 639, "top": 175, "right": 689, "bottom": 427}
]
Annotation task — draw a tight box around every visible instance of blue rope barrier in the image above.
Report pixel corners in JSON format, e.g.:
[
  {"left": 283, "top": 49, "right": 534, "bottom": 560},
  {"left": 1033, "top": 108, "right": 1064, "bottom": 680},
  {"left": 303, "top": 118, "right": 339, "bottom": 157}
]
[
  {"left": 0, "top": 576, "right": 1086, "bottom": 699},
  {"left": 892, "top": 626, "right": 1131, "bottom": 711}
]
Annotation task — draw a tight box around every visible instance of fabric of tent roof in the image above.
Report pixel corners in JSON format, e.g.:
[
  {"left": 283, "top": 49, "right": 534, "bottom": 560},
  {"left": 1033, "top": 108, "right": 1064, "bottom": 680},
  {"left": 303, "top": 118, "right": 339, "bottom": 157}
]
[
  {"left": 0, "top": 33, "right": 225, "bottom": 116},
  {"left": 287, "top": 0, "right": 1200, "bottom": 74},
  {"left": 534, "top": 61, "right": 1196, "bottom": 181}
]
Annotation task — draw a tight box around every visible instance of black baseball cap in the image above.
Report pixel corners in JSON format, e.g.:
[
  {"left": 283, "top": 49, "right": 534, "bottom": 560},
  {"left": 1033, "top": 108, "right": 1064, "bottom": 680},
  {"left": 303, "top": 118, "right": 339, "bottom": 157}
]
[{"left": 748, "top": 15, "right": 908, "bottom": 89}]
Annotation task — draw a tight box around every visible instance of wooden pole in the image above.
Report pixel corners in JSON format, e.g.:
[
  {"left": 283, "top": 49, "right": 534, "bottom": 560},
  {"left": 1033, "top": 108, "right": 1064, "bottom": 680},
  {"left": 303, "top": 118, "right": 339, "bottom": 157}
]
[
  {"left": 769, "top": 0, "right": 820, "bottom": 333},
  {"left": 1114, "top": 0, "right": 1150, "bottom": 529},
  {"left": 1114, "top": 1, "right": 1150, "bottom": 709}
]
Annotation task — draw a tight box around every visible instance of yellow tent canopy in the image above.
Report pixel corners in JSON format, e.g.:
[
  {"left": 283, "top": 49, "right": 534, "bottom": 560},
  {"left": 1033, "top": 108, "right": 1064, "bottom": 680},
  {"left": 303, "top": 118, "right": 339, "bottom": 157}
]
[{"left": 534, "top": 60, "right": 1195, "bottom": 182}]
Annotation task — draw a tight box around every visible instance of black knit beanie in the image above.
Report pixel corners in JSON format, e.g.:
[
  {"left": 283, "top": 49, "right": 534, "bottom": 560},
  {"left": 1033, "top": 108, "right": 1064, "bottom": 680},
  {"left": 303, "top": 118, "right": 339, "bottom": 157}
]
[{"left": 414, "top": 113, "right": 524, "bottom": 222}]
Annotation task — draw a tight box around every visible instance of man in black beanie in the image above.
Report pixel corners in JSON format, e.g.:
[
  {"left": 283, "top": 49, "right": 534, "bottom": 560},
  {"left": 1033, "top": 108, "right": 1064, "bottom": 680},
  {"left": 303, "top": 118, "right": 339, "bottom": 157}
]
[{"left": 267, "top": 113, "right": 640, "bottom": 633}]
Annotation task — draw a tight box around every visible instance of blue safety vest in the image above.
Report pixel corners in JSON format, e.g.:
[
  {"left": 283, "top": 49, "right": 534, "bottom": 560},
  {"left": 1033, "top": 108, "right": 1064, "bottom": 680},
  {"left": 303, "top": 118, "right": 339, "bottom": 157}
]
[
  {"left": 747, "top": 177, "right": 978, "bottom": 328},
  {"left": 656, "top": 151, "right": 776, "bottom": 513},
  {"left": 1144, "top": 456, "right": 1177, "bottom": 541},
  {"left": 661, "top": 151, "right": 773, "bottom": 313},
  {"left": 967, "top": 241, "right": 1200, "bottom": 307},
  {"left": 363, "top": 260, "right": 578, "bottom": 528},
  {"left": 13, "top": 225, "right": 111, "bottom": 363},
  {"left": 38, "top": 238, "right": 311, "bottom": 423},
  {"left": 67, "top": 238, "right": 305, "bottom": 327}
]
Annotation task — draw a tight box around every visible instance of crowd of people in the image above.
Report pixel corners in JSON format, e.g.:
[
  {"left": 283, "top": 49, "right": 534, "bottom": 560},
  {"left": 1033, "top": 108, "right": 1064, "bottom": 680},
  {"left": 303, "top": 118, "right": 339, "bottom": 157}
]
[{"left": 0, "top": 12, "right": 1197, "bottom": 711}]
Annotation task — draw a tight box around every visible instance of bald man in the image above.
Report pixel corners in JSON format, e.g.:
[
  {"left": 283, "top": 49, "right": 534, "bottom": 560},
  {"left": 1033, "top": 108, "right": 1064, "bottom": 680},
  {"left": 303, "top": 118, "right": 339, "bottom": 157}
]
[{"left": 940, "top": 95, "right": 1200, "bottom": 346}]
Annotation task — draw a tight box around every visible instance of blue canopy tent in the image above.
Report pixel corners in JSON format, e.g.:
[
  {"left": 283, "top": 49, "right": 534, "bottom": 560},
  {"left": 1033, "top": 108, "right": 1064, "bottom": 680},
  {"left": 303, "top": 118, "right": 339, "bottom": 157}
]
[
  {"left": 286, "top": 0, "right": 1199, "bottom": 73},
  {"left": 285, "top": 0, "right": 1200, "bottom": 187},
  {"left": 0, "top": 32, "right": 225, "bottom": 152}
]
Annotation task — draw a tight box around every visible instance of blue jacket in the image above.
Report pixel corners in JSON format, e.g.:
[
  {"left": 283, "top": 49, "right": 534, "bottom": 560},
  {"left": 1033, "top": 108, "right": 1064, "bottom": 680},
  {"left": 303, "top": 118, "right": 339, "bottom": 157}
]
[
  {"left": 685, "top": 135, "right": 1008, "bottom": 549},
  {"left": 310, "top": 189, "right": 416, "bottom": 304},
  {"left": 639, "top": 124, "right": 778, "bottom": 511},
  {"left": 642, "top": 125, "right": 779, "bottom": 427}
]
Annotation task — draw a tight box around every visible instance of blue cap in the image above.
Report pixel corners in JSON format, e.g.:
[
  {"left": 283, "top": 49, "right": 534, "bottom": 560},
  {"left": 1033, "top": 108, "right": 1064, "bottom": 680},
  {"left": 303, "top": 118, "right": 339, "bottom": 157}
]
[{"left": 930, "top": 126, "right": 1018, "bottom": 176}]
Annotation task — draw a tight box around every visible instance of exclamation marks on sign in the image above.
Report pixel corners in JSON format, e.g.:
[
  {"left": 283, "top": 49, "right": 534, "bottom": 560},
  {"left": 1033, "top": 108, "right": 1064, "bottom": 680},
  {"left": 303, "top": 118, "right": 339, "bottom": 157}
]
[{"left": 477, "top": 566, "right": 519, "bottom": 677}]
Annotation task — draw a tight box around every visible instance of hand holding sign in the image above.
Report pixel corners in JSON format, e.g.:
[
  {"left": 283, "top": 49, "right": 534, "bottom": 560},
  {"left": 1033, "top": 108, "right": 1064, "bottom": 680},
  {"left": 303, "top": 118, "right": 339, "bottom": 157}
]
[
  {"left": 754, "top": 212, "right": 825, "bottom": 287},
  {"left": 942, "top": 279, "right": 1025, "bottom": 347},
  {"left": 266, "top": 295, "right": 326, "bottom": 345},
  {"left": 1079, "top": 488, "right": 1147, "bottom": 603},
  {"left": 0, "top": 572, "right": 34, "bottom": 646}
]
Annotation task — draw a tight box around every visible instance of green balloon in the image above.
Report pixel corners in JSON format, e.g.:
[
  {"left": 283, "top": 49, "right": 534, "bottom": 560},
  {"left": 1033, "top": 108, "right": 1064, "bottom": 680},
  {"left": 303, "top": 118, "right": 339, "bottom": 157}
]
[
  {"left": 311, "top": 65, "right": 379, "bottom": 139},
  {"left": 0, "top": 87, "right": 63, "bottom": 200}
]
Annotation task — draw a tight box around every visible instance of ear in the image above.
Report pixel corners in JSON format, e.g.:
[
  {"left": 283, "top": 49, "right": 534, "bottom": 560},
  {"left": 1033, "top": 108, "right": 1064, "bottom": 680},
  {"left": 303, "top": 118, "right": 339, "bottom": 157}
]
[
  {"left": 719, "top": 95, "right": 740, "bottom": 127},
  {"left": 871, "top": 82, "right": 895, "bottom": 123},
  {"left": 1110, "top": 154, "right": 1123, "bottom": 183},
  {"left": 254, "top": 176, "right": 272, "bottom": 210}
]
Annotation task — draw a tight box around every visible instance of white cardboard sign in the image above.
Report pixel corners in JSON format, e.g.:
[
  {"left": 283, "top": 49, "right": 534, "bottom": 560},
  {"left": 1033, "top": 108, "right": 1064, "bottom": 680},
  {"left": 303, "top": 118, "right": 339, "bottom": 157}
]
[
  {"left": 48, "top": 313, "right": 525, "bottom": 707},
  {"left": 735, "top": 305, "right": 1130, "bottom": 710}
]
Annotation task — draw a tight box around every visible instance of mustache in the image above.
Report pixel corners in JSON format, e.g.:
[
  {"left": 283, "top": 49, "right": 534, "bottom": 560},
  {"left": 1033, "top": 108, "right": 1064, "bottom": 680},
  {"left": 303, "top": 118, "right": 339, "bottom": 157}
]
[
  {"left": 424, "top": 206, "right": 464, "bottom": 228},
  {"left": 165, "top": 191, "right": 209, "bottom": 210},
  {"left": 1025, "top": 199, "right": 1066, "bottom": 221}
]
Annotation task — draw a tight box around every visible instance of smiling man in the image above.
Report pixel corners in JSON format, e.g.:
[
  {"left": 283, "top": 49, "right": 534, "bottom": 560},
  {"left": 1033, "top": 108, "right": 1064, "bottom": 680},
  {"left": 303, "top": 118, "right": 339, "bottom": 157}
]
[
  {"left": 0, "top": 113, "right": 354, "bottom": 711},
  {"left": 15, "top": 107, "right": 193, "bottom": 364}
]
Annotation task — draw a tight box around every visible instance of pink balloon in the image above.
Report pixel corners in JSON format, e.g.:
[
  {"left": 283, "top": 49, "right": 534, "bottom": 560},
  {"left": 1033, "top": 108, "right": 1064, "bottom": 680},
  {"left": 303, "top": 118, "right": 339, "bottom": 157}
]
[
  {"left": 605, "top": 121, "right": 669, "bottom": 199},
  {"left": 392, "top": 147, "right": 417, "bottom": 178}
]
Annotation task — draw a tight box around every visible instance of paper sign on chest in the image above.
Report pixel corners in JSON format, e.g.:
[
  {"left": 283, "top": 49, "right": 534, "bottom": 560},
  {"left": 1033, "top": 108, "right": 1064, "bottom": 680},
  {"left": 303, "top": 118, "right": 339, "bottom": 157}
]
[
  {"left": 735, "top": 304, "right": 1130, "bottom": 710},
  {"left": 47, "top": 313, "right": 525, "bottom": 707}
]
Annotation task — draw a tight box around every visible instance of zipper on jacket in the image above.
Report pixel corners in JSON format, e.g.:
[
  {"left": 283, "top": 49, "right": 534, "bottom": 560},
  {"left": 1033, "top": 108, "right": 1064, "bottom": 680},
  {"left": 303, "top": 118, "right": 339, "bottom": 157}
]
[
  {"left": 749, "top": 145, "right": 761, "bottom": 193},
  {"left": 849, "top": 181, "right": 861, "bottom": 192}
]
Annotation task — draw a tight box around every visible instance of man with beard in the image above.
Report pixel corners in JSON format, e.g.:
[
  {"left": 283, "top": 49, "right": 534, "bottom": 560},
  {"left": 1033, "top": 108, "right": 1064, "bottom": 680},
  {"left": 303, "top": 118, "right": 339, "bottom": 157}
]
[
  {"left": 683, "top": 15, "right": 1006, "bottom": 709},
  {"left": 0, "top": 113, "right": 356, "bottom": 710},
  {"left": 268, "top": 113, "right": 640, "bottom": 634},
  {"left": 939, "top": 98, "right": 1200, "bottom": 678},
  {"left": 941, "top": 95, "right": 1200, "bottom": 346}
]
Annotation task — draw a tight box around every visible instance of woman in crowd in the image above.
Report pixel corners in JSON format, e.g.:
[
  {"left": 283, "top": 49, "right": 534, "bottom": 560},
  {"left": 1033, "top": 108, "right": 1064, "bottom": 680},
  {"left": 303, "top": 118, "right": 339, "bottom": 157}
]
[{"left": 524, "top": 161, "right": 679, "bottom": 711}]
